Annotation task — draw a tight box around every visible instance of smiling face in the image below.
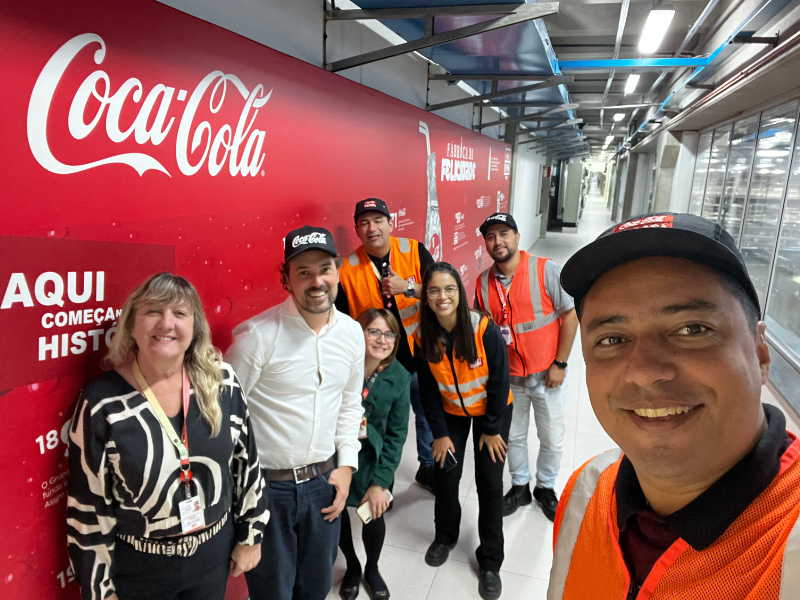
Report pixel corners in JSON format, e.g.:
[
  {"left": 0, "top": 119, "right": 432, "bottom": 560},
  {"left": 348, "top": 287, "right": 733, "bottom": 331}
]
[
  {"left": 581, "top": 257, "right": 769, "bottom": 483},
  {"left": 364, "top": 316, "right": 397, "bottom": 364},
  {"left": 356, "top": 212, "right": 393, "bottom": 256},
  {"left": 426, "top": 271, "right": 460, "bottom": 322},
  {"left": 484, "top": 224, "right": 520, "bottom": 264},
  {"left": 133, "top": 300, "right": 195, "bottom": 365},
  {"left": 286, "top": 250, "right": 339, "bottom": 315}
]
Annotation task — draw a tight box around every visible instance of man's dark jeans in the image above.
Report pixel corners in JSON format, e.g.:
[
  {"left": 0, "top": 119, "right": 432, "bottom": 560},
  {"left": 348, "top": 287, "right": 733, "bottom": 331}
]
[{"left": 245, "top": 470, "right": 340, "bottom": 600}]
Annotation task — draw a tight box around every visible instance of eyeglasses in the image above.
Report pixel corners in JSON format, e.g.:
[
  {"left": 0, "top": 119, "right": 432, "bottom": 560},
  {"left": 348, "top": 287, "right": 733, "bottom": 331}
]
[
  {"left": 366, "top": 328, "right": 397, "bottom": 342},
  {"left": 426, "top": 286, "right": 459, "bottom": 299}
]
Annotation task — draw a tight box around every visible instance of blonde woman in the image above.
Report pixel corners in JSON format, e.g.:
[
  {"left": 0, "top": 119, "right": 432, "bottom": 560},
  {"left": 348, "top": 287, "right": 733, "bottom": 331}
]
[{"left": 67, "top": 273, "right": 268, "bottom": 600}]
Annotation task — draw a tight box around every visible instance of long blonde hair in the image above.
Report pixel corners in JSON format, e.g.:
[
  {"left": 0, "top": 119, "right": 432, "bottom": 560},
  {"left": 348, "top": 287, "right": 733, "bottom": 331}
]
[{"left": 108, "top": 273, "right": 223, "bottom": 436}]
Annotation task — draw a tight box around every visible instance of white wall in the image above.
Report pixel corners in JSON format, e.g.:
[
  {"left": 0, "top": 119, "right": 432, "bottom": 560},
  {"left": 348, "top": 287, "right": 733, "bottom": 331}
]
[
  {"left": 157, "top": 0, "right": 503, "bottom": 135},
  {"left": 509, "top": 142, "right": 546, "bottom": 249},
  {"left": 630, "top": 153, "right": 651, "bottom": 218}
]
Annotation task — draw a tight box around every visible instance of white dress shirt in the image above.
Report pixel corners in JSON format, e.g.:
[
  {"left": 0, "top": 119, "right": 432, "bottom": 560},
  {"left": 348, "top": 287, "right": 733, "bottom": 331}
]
[{"left": 225, "top": 296, "right": 365, "bottom": 471}]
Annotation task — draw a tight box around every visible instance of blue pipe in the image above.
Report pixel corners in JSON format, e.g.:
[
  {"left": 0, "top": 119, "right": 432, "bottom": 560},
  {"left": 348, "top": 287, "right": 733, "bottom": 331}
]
[{"left": 559, "top": 57, "right": 710, "bottom": 70}]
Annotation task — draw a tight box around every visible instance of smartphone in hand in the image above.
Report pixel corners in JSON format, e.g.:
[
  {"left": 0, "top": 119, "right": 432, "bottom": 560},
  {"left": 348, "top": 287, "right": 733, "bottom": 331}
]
[
  {"left": 356, "top": 490, "right": 394, "bottom": 524},
  {"left": 443, "top": 449, "right": 458, "bottom": 472}
]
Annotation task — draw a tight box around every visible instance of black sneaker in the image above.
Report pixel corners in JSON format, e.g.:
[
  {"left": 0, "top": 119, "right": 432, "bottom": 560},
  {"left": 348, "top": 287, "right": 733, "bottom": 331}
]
[
  {"left": 424, "top": 541, "right": 456, "bottom": 567},
  {"left": 478, "top": 570, "right": 502, "bottom": 600},
  {"left": 502, "top": 484, "right": 532, "bottom": 517},
  {"left": 415, "top": 464, "right": 435, "bottom": 493},
  {"left": 533, "top": 486, "right": 559, "bottom": 522}
]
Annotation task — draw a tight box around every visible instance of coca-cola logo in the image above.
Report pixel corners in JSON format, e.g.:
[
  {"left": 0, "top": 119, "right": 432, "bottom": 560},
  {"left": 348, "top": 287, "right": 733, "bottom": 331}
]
[
  {"left": 363, "top": 201, "right": 377, "bottom": 208},
  {"left": 613, "top": 214, "right": 674, "bottom": 233},
  {"left": 292, "top": 232, "right": 327, "bottom": 247},
  {"left": 27, "top": 33, "right": 272, "bottom": 178}
]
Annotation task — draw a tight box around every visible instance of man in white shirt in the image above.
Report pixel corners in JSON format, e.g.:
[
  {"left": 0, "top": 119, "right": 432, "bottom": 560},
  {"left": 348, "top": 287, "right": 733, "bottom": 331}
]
[{"left": 226, "top": 225, "right": 365, "bottom": 600}]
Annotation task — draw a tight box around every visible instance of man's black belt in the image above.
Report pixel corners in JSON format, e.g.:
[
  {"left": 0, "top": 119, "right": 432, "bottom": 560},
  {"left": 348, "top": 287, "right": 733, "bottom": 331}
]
[{"left": 265, "top": 456, "right": 335, "bottom": 484}]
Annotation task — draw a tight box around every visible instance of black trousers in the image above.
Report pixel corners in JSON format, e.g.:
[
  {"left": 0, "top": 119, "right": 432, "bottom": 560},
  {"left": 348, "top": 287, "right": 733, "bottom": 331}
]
[
  {"left": 114, "top": 517, "right": 234, "bottom": 600},
  {"left": 433, "top": 408, "right": 513, "bottom": 572}
]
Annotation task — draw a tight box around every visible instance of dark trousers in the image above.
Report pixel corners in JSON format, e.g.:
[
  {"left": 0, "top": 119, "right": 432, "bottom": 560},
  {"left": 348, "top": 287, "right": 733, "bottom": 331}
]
[
  {"left": 410, "top": 372, "right": 435, "bottom": 467},
  {"left": 245, "top": 470, "right": 341, "bottom": 600},
  {"left": 114, "top": 516, "right": 233, "bottom": 600},
  {"left": 433, "top": 409, "right": 513, "bottom": 572}
]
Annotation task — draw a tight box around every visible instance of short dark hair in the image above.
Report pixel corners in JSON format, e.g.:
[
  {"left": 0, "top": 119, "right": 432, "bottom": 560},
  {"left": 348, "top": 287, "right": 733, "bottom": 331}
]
[
  {"left": 356, "top": 308, "right": 401, "bottom": 369},
  {"left": 575, "top": 263, "right": 760, "bottom": 334},
  {"left": 418, "top": 262, "right": 478, "bottom": 364}
]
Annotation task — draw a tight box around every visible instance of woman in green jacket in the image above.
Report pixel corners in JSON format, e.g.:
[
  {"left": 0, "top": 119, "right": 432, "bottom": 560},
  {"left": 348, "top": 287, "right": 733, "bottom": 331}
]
[{"left": 339, "top": 308, "right": 411, "bottom": 600}]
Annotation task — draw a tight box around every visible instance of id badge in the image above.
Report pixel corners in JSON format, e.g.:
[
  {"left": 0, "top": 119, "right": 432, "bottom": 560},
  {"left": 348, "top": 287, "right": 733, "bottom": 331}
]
[
  {"left": 178, "top": 495, "right": 206, "bottom": 534},
  {"left": 500, "top": 325, "right": 512, "bottom": 345},
  {"left": 358, "top": 415, "right": 368, "bottom": 439}
]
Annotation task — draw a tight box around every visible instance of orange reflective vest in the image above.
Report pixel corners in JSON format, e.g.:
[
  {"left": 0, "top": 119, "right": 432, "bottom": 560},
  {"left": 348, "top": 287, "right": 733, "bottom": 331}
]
[
  {"left": 339, "top": 237, "right": 422, "bottom": 348},
  {"left": 476, "top": 251, "right": 561, "bottom": 376},
  {"left": 549, "top": 438, "right": 800, "bottom": 600},
  {"left": 415, "top": 311, "right": 512, "bottom": 417}
]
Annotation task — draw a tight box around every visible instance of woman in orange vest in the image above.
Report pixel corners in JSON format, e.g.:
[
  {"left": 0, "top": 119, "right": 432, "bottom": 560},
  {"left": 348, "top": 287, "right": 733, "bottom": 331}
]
[{"left": 413, "top": 262, "right": 512, "bottom": 600}]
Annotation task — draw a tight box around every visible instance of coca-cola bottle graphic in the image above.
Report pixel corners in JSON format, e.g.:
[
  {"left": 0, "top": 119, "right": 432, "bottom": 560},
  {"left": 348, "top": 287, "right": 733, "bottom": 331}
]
[{"left": 419, "top": 121, "right": 442, "bottom": 261}]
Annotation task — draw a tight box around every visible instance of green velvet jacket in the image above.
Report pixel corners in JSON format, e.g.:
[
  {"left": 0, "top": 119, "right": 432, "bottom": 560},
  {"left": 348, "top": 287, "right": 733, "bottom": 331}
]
[{"left": 347, "top": 359, "right": 411, "bottom": 506}]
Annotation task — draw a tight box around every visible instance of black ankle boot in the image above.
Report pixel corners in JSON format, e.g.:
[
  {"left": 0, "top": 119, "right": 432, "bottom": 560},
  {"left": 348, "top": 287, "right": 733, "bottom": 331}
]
[
  {"left": 502, "top": 484, "right": 532, "bottom": 517},
  {"left": 339, "top": 564, "right": 361, "bottom": 600}
]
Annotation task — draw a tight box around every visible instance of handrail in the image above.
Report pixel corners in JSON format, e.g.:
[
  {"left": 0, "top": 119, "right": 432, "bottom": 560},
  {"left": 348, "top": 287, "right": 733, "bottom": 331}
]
[{"left": 765, "top": 329, "right": 800, "bottom": 374}]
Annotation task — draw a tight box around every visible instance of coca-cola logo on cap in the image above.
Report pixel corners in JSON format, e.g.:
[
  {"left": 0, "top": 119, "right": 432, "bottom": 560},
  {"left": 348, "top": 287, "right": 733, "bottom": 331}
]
[
  {"left": 292, "top": 232, "right": 327, "bottom": 247},
  {"left": 27, "top": 33, "right": 272, "bottom": 178}
]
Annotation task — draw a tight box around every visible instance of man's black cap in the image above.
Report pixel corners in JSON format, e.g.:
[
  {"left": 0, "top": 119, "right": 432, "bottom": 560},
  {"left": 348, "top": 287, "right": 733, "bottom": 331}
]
[
  {"left": 561, "top": 213, "right": 761, "bottom": 318},
  {"left": 480, "top": 212, "right": 518, "bottom": 236},
  {"left": 354, "top": 198, "right": 391, "bottom": 222},
  {"left": 284, "top": 225, "right": 337, "bottom": 262}
]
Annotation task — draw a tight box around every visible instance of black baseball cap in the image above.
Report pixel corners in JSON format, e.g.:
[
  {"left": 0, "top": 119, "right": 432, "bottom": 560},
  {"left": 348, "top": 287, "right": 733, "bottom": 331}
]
[
  {"left": 480, "top": 212, "right": 518, "bottom": 236},
  {"left": 354, "top": 198, "right": 391, "bottom": 222},
  {"left": 284, "top": 225, "right": 337, "bottom": 262},
  {"left": 561, "top": 213, "right": 761, "bottom": 318}
]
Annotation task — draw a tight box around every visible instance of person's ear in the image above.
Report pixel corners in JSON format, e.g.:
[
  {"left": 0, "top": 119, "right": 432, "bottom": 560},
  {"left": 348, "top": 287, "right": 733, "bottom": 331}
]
[{"left": 755, "top": 321, "right": 771, "bottom": 386}]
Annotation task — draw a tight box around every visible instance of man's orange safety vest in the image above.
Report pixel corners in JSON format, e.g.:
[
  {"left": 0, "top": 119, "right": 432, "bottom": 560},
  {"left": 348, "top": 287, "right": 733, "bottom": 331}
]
[
  {"left": 548, "top": 438, "right": 800, "bottom": 600},
  {"left": 476, "top": 251, "right": 561, "bottom": 376},
  {"left": 416, "top": 311, "right": 512, "bottom": 417},
  {"left": 339, "top": 236, "right": 422, "bottom": 348}
]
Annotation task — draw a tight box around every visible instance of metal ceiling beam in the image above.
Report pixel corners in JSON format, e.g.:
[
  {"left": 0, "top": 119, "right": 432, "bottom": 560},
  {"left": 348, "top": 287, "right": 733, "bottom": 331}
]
[
  {"left": 515, "top": 125, "right": 580, "bottom": 138},
  {"left": 429, "top": 73, "right": 554, "bottom": 81},
  {"left": 325, "top": 4, "right": 530, "bottom": 20},
  {"left": 325, "top": 3, "right": 559, "bottom": 72},
  {"left": 427, "top": 76, "right": 573, "bottom": 111},
  {"left": 601, "top": 0, "right": 630, "bottom": 129},
  {"left": 485, "top": 101, "right": 566, "bottom": 108},
  {"left": 475, "top": 114, "right": 580, "bottom": 130}
]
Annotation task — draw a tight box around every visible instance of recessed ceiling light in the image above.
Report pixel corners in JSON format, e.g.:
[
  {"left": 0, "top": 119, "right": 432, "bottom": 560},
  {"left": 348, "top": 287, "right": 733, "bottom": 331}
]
[
  {"left": 639, "top": 10, "right": 676, "bottom": 54},
  {"left": 625, "top": 74, "right": 641, "bottom": 95},
  {"left": 613, "top": 113, "right": 626, "bottom": 122},
  {"left": 605, "top": 135, "right": 615, "bottom": 144}
]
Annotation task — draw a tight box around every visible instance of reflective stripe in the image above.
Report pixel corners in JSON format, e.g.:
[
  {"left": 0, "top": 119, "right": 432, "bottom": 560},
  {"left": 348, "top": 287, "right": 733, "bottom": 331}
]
[
  {"left": 436, "top": 374, "right": 489, "bottom": 396},
  {"left": 348, "top": 253, "right": 360, "bottom": 267},
  {"left": 780, "top": 514, "right": 800, "bottom": 600},
  {"left": 398, "top": 237, "right": 411, "bottom": 253},
  {"left": 405, "top": 321, "right": 419, "bottom": 336},
  {"left": 514, "top": 312, "right": 560, "bottom": 333},
  {"left": 528, "top": 255, "right": 546, "bottom": 322},
  {"left": 479, "top": 270, "right": 490, "bottom": 310},
  {"left": 470, "top": 310, "right": 483, "bottom": 332},
  {"left": 439, "top": 388, "right": 486, "bottom": 408},
  {"left": 547, "top": 449, "right": 623, "bottom": 600},
  {"left": 399, "top": 303, "right": 420, "bottom": 320}
]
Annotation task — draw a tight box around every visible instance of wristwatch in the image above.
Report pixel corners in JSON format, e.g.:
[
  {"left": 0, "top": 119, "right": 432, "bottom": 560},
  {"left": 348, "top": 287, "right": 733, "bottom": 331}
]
[
  {"left": 552, "top": 359, "right": 568, "bottom": 370},
  {"left": 404, "top": 280, "right": 416, "bottom": 298}
]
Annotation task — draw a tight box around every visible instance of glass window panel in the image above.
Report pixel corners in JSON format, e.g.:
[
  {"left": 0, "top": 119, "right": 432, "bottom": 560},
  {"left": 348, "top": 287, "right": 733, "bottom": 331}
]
[
  {"left": 688, "top": 131, "right": 713, "bottom": 215},
  {"left": 719, "top": 115, "right": 759, "bottom": 241},
  {"left": 701, "top": 125, "right": 732, "bottom": 223},
  {"left": 764, "top": 119, "right": 800, "bottom": 373},
  {"left": 741, "top": 100, "right": 799, "bottom": 307}
]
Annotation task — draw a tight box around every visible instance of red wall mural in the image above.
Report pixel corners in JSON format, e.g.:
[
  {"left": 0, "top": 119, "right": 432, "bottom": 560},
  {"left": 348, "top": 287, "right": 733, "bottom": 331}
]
[{"left": 0, "top": 1, "right": 511, "bottom": 598}]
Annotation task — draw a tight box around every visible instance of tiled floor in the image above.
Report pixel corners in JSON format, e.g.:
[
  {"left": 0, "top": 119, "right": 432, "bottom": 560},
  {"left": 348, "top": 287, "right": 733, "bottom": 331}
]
[{"left": 326, "top": 190, "right": 800, "bottom": 600}]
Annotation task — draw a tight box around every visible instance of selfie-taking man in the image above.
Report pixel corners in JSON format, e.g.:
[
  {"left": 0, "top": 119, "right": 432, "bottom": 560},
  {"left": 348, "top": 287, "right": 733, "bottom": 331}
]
[
  {"left": 549, "top": 213, "right": 800, "bottom": 600},
  {"left": 226, "top": 225, "right": 364, "bottom": 600},
  {"left": 337, "top": 198, "right": 437, "bottom": 490},
  {"left": 475, "top": 213, "right": 578, "bottom": 521}
]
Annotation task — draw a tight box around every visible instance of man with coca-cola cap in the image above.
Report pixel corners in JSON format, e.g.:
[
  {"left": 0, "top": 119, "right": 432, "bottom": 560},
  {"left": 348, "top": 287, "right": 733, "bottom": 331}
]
[{"left": 226, "top": 225, "right": 365, "bottom": 600}]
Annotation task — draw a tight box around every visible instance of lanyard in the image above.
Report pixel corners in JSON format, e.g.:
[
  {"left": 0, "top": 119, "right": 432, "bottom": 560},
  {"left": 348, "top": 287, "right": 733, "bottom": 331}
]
[
  {"left": 132, "top": 360, "right": 194, "bottom": 495},
  {"left": 369, "top": 256, "right": 393, "bottom": 309},
  {"left": 362, "top": 369, "right": 380, "bottom": 402},
  {"left": 492, "top": 274, "right": 509, "bottom": 325}
]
